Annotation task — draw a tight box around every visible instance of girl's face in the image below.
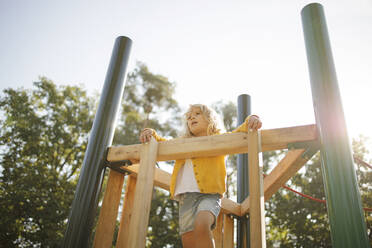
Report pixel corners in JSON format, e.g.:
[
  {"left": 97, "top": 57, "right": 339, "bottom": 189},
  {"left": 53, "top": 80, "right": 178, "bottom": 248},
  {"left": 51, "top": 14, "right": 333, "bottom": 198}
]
[{"left": 186, "top": 107, "right": 209, "bottom": 137}]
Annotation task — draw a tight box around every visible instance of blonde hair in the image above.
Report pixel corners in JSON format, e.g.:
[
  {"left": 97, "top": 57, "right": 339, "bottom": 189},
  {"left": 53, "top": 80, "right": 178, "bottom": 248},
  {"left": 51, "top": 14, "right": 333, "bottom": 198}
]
[{"left": 181, "top": 104, "right": 225, "bottom": 137}]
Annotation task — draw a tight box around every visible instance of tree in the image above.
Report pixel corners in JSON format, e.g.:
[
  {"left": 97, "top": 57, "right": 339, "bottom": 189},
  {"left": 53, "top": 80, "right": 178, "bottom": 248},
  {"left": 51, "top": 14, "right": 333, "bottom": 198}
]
[
  {"left": 0, "top": 62, "right": 182, "bottom": 247},
  {"left": 265, "top": 151, "right": 332, "bottom": 247},
  {"left": 147, "top": 189, "right": 182, "bottom": 247},
  {"left": 353, "top": 135, "right": 372, "bottom": 241},
  {"left": 113, "top": 61, "right": 180, "bottom": 146},
  {"left": 265, "top": 137, "right": 372, "bottom": 247},
  {"left": 0, "top": 77, "right": 94, "bottom": 247},
  {"left": 212, "top": 101, "right": 238, "bottom": 199}
]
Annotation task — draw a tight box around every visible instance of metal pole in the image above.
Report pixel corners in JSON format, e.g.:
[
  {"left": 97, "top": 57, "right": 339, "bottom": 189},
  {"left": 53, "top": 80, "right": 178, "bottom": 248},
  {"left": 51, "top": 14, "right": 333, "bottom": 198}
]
[
  {"left": 301, "top": 4, "right": 370, "bottom": 247},
  {"left": 237, "top": 94, "right": 251, "bottom": 248},
  {"left": 62, "top": 36, "right": 132, "bottom": 247}
]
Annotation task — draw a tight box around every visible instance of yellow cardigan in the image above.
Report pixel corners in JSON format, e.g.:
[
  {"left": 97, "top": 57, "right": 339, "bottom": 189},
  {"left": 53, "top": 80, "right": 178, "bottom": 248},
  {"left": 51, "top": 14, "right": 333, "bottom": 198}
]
[{"left": 152, "top": 116, "right": 253, "bottom": 199}]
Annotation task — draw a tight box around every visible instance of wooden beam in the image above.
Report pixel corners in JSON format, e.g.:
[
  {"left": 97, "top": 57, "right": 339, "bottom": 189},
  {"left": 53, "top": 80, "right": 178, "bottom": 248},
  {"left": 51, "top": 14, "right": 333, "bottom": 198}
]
[
  {"left": 263, "top": 149, "right": 309, "bottom": 200},
  {"left": 107, "top": 124, "right": 317, "bottom": 162},
  {"left": 116, "top": 176, "right": 136, "bottom": 248},
  {"left": 223, "top": 214, "right": 234, "bottom": 248},
  {"left": 247, "top": 130, "right": 266, "bottom": 248},
  {"left": 93, "top": 170, "right": 125, "bottom": 248},
  {"left": 213, "top": 213, "right": 224, "bottom": 248},
  {"left": 127, "top": 138, "right": 158, "bottom": 248},
  {"left": 240, "top": 148, "right": 312, "bottom": 215},
  {"left": 120, "top": 164, "right": 170, "bottom": 191},
  {"left": 261, "top": 125, "right": 316, "bottom": 151},
  {"left": 221, "top": 197, "right": 241, "bottom": 216}
]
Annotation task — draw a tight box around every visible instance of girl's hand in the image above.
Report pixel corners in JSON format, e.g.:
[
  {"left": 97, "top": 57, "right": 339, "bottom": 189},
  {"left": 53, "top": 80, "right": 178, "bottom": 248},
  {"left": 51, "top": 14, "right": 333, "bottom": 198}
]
[
  {"left": 140, "top": 128, "right": 155, "bottom": 143},
  {"left": 247, "top": 115, "right": 262, "bottom": 130}
]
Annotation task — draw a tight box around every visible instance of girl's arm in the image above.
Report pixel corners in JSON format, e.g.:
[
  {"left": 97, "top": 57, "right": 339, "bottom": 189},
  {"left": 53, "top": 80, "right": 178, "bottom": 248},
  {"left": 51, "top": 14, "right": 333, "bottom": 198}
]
[
  {"left": 232, "top": 115, "right": 262, "bottom": 133},
  {"left": 139, "top": 128, "right": 168, "bottom": 143}
]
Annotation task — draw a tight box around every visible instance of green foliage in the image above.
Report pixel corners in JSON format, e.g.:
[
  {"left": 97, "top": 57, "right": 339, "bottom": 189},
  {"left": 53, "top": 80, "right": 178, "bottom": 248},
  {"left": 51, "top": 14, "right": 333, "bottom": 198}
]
[
  {"left": 352, "top": 136, "right": 372, "bottom": 241},
  {"left": 212, "top": 100, "right": 237, "bottom": 132},
  {"left": 0, "top": 77, "right": 94, "bottom": 247},
  {"left": 265, "top": 138, "right": 372, "bottom": 247},
  {"left": 114, "top": 62, "right": 180, "bottom": 146},
  {"left": 147, "top": 189, "right": 181, "bottom": 248},
  {"left": 265, "top": 152, "right": 332, "bottom": 247},
  {"left": 213, "top": 101, "right": 238, "bottom": 199},
  {"left": 2, "top": 66, "right": 370, "bottom": 247},
  {"left": 0, "top": 62, "right": 182, "bottom": 247}
]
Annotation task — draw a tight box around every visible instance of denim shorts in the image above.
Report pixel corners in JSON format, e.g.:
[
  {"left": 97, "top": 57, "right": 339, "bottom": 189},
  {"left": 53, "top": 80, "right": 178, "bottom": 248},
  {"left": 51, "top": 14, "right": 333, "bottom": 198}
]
[{"left": 178, "top": 192, "right": 221, "bottom": 235}]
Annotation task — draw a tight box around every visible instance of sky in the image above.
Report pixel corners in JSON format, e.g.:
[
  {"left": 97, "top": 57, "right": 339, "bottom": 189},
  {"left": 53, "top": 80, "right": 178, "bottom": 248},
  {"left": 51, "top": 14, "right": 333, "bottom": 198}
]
[{"left": 0, "top": 0, "right": 371, "bottom": 149}]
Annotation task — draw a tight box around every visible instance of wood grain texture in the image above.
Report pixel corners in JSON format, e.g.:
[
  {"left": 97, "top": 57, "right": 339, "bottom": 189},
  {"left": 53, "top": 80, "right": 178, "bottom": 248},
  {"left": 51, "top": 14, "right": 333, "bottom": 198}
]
[
  {"left": 213, "top": 213, "right": 224, "bottom": 248},
  {"left": 116, "top": 176, "right": 137, "bottom": 248},
  {"left": 93, "top": 170, "right": 125, "bottom": 248},
  {"left": 247, "top": 130, "right": 266, "bottom": 248},
  {"left": 223, "top": 214, "right": 234, "bottom": 248},
  {"left": 127, "top": 138, "right": 158, "bottom": 248},
  {"left": 107, "top": 125, "right": 317, "bottom": 162}
]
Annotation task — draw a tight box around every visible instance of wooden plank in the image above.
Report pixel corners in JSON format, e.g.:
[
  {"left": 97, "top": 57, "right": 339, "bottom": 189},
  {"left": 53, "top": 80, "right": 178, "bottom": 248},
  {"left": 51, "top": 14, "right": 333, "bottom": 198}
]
[
  {"left": 223, "top": 214, "right": 234, "bottom": 248},
  {"left": 120, "top": 163, "right": 170, "bottom": 191},
  {"left": 221, "top": 197, "right": 241, "bottom": 216},
  {"left": 213, "top": 213, "right": 224, "bottom": 248},
  {"left": 240, "top": 149, "right": 309, "bottom": 216},
  {"left": 93, "top": 170, "right": 125, "bottom": 248},
  {"left": 263, "top": 149, "right": 308, "bottom": 200},
  {"left": 127, "top": 138, "right": 158, "bottom": 248},
  {"left": 116, "top": 176, "right": 137, "bottom": 248},
  {"left": 261, "top": 124, "right": 316, "bottom": 151},
  {"left": 107, "top": 124, "right": 317, "bottom": 162},
  {"left": 247, "top": 130, "right": 266, "bottom": 248}
]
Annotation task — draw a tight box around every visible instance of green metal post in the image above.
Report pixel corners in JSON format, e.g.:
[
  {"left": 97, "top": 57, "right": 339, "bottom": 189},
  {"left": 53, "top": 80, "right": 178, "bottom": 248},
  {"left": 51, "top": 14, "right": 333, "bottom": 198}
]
[
  {"left": 237, "top": 94, "right": 251, "bottom": 248},
  {"left": 62, "top": 36, "right": 132, "bottom": 247},
  {"left": 301, "top": 3, "right": 370, "bottom": 247}
]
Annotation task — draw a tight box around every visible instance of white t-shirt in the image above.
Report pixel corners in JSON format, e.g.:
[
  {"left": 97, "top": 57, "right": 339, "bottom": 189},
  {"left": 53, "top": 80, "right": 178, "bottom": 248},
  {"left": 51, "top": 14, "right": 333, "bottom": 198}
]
[{"left": 174, "top": 159, "right": 200, "bottom": 200}]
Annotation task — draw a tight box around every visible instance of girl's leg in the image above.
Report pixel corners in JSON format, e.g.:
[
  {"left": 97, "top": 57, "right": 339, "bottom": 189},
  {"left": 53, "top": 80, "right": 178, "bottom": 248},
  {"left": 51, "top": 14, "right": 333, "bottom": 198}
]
[
  {"left": 181, "top": 231, "right": 195, "bottom": 248},
  {"left": 193, "top": 210, "right": 215, "bottom": 248}
]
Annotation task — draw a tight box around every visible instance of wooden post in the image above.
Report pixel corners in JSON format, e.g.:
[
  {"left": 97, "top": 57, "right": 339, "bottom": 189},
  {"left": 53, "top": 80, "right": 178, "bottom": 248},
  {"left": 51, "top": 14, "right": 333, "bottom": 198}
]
[
  {"left": 127, "top": 138, "right": 158, "bottom": 248},
  {"left": 247, "top": 130, "right": 266, "bottom": 248},
  {"left": 213, "top": 213, "right": 224, "bottom": 248},
  {"left": 116, "top": 176, "right": 137, "bottom": 248},
  {"left": 223, "top": 214, "right": 234, "bottom": 248},
  {"left": 93, "top": 170, "right": 125, "bottom": 248}
]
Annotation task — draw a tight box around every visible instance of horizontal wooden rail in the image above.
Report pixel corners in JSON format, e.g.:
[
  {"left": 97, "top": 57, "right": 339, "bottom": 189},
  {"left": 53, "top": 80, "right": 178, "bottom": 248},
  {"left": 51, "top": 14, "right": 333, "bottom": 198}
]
[
  {"left": 108, "top": 124, "right": 318, "bottom": 217},
  {"left": 108, "top": 124, "right": 317, "bottom": 162},
  {"left": 221, "top": 198, "right": 241, "bottom": 216}
]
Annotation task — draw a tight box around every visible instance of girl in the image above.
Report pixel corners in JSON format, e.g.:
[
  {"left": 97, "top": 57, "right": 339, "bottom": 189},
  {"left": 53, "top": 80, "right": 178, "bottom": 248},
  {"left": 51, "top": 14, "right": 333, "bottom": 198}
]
[{"left": 139, "top": 104, "right": 262, "bottom": 248}]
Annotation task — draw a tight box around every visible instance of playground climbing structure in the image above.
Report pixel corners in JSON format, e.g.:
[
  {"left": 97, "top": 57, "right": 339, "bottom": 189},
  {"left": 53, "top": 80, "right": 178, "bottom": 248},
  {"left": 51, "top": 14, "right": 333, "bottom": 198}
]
[{"left": 62, "top": 3, "right": 371, "bottom": 248}]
